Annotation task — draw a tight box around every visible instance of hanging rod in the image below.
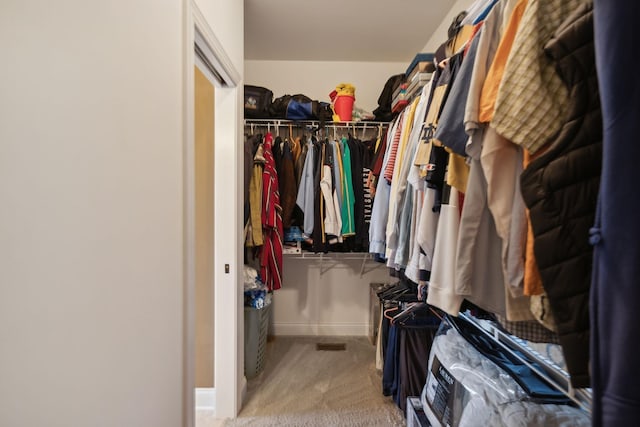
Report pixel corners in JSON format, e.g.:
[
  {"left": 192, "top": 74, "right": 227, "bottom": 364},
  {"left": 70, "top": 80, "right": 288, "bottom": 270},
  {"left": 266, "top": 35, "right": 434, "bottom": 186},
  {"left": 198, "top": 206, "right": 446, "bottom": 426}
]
[
  {"left": 283, "top": 251, "right": 377, "bottom": 260},
  {"left": 244, "top": 118, "right": 390, "bottom": 128}
]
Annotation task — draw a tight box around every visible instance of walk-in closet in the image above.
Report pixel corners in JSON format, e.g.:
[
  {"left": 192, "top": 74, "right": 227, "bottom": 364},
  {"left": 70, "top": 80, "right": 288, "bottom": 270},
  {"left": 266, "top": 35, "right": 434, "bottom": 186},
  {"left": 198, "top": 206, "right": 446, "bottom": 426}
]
[
  {"left": 3, "top": 1, "right": 636, "bottom": 427},
  {"left": 234, "top": 0, "right": 609, "bottom": 425}
]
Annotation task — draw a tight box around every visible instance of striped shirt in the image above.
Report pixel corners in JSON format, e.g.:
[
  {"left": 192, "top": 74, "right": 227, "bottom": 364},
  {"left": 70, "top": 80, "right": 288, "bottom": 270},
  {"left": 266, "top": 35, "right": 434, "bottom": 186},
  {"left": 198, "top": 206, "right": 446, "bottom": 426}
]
[{"left": 383, "top": 114, "right": 404, "bottom": 183}]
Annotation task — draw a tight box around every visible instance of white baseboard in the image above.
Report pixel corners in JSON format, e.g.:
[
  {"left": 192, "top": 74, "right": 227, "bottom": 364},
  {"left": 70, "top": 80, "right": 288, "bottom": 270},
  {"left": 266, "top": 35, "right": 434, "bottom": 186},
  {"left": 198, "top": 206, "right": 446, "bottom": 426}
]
[
  {"left": 241, "top": 375, "right": 247, "bottom": 405},
  {"left": 195, "top": 387, "right": 216, "bottom": 412},
  {"left": 272, "top": 322, "right": 368, "bottom": 336}
]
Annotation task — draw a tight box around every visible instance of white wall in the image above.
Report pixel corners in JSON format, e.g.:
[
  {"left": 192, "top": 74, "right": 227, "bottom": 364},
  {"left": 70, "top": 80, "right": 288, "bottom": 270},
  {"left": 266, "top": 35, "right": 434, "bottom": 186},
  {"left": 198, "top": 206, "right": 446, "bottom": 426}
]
[
  {"left": 273, "top": 258, "right": 392, "bottom": 336},
  {"left": 0, "top": 1, "right": 184, "bottom": 427},
  {"left": 422, "top": 0, "right": 478, "bottom": 52},
  {"left": 245, "top": 60, "right": 407, "bottom": 113},
  {"left": 195, "top": 0, "right": 243, "bottom": 73}
]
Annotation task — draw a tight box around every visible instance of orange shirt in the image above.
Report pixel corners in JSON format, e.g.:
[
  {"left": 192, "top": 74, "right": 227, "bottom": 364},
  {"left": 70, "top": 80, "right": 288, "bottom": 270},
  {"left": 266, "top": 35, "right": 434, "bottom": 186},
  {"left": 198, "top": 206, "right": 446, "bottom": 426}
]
[
  {"left": 523, "top": 147, "right": 546, "bottom": 296},
  {"left": 478, "top": 0, "right": 529, "bottom": 123}
]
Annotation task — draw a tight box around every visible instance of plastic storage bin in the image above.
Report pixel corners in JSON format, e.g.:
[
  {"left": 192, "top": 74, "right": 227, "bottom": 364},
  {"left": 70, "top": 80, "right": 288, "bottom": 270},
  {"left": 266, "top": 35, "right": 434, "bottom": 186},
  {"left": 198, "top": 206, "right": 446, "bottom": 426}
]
[{"left": 244, "top": 303, "right": 271, "bottom": 378}]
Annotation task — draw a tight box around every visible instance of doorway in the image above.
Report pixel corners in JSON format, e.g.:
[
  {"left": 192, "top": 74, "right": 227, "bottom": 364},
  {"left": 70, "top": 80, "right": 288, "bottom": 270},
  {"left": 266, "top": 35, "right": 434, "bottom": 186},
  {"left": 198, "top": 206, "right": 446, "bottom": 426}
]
[
  {"left": 185, "top": 2, "right": 242, "bottom": 424},
  {"left": 194, "top": 64, "right": 215, "bottom": 391}
]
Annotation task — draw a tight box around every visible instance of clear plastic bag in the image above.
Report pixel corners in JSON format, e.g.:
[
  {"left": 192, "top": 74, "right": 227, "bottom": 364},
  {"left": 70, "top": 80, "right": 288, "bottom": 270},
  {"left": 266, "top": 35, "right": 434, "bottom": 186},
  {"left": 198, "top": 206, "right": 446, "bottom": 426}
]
[
  {"left": 421, "top": 317, "right": 589, "bottom": 427},
  {"left": 243, "top": 265, "right": 270, "bottom": 308}
]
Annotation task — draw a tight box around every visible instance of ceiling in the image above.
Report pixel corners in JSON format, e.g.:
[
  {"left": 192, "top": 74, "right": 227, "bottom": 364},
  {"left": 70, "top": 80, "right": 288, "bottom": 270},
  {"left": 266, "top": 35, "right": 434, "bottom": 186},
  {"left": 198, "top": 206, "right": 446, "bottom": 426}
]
[{"left": 244, "top": 0, "right": 455, "bottom": 63}]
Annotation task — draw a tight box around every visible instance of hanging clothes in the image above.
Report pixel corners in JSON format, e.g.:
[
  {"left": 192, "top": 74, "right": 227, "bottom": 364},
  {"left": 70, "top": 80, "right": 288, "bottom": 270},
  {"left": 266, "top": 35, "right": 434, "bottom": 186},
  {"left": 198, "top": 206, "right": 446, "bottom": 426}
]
[
  {"left": 426, "top": 186, "right": 463, "bottom": 315},
  {"left": 368, "top": 130, "right": 388, "bottom": 199},
  {"left": 246, "top": 138, "right": 265, "bottom": 248},
  {"left": 406, "top": 187, "right": 439, "bottom": 285},
  {"left": 461, "top": 0, "right": 499, "bottom": 25},
  {"left": 434, "top": 52, "right": 468, "bottom": 195},
  {"left": 519, "top": 3, "right": 601, "bottom": 388},
  {"left": 260, "top": 133, "right": 284, "bottom": 291},
  {"left": 311, "top": 139, "right": 329, "bottom": 253},
  {"left": 434, "top": 30, "right": 482, "bottom": 158},
  {"left": 361, "top": 139, "right": 376, "bottom": 238},
  {"left": 243, "top": 134, "right": 259, "bottom": 209},
  {"left": 294, "top": 135, "right": 308, "bottom": 189},
  {"left": 482, "top": 40, "right": 530, "bottom": 298},
  {"left": 296, "top": 137, "right": 315, "bottom": 239},
  {"left": 367, "top": 0, "right": 602, "bottom": 406},
  {"left": 444, "top": 0, "right": 533, "bottom": 322},
  {"left": 385, "top": 98, "right": 420, "bottom": 268},
  {"left": 473, "top": 0, "right": 529, "bottom": 302},
  {"left": 277, "top": 138, "right": 298, "bottom": 229},
  {"left": 592, "top": 0, "right": 640, "bottom": 424},
  {"left": 331, "top": 140, "right": 344, "bottom": 210},
  {"left": 433, "top": 31, "right": 482, "bottom": 200},
  {"left": 370, "top": 115, "right": 403, "bottom": 256},
  {"left": 491, "top": 0, "right": 585, "bottom": 155},
  {"left": 391, "top": 85, "right": 433, "bottom": 271},
  {"left": 477, "top": 0, "right": 528, "bottom": 124},
  {"left": 289, "top": 134, "right": 302, "bottom": 170},
  {"left": 464, "top": 0, "right": 515, "bottom": 158},
  {"left": 260, "top": 125, "right": 386, "bottom": 253},
  {"left": 340, "top": 137, "right": 356, "bottom": 238},
  {"left": 347, "top": 137, "right": 366, "bottom": 249},
  {"left": 320, "top": 140, "right": 342, "bottom": 239}
]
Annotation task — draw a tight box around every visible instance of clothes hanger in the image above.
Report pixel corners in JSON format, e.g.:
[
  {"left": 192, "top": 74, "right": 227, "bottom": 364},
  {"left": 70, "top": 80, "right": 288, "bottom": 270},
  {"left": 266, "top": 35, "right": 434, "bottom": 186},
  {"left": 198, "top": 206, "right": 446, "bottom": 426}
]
[
  {"left": 375, "top": 282, "right": 397, "bottom": 297},
  {"left": 417, "top": 282, "right": 428, "bottom": 302},
  {"left": 392, "top": 302, "right": 427, "bottom": 324},
  {"left": 379, "top": 281, "right": 412, "bottom": 301},
  {"left": 383, "top": 305, "right": 401, "bottom": 321},
  {"left": 428, "top": 305, "right": 444, "bottom": 322}
]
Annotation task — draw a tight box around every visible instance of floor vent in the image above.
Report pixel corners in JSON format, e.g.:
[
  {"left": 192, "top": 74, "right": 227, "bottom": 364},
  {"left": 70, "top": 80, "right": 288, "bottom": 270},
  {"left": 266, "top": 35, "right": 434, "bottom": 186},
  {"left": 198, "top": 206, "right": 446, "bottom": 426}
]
[{"left": 316, "top": 343, "right": 347, "bottom": 351}]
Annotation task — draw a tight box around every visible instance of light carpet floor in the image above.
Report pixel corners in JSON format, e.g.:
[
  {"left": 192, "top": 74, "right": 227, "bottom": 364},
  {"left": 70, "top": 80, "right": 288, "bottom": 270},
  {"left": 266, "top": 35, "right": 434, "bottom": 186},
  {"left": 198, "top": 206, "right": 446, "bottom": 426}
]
[{"left": 224, "top": 336, "right": 405, "bottom": 427}]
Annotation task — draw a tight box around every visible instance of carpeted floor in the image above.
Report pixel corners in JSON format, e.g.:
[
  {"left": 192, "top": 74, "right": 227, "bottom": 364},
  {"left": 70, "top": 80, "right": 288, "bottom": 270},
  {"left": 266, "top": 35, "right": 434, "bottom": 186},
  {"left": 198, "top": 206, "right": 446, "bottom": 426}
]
[{"left": 223, "top": 336, "right": 405, "bottom": 427}]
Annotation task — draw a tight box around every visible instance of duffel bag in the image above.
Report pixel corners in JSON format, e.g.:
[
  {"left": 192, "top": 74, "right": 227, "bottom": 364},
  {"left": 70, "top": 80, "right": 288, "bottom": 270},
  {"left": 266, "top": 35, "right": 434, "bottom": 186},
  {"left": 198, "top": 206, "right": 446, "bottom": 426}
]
[{"left": 244, "top": 85, "right": 273, "bottom": 118}]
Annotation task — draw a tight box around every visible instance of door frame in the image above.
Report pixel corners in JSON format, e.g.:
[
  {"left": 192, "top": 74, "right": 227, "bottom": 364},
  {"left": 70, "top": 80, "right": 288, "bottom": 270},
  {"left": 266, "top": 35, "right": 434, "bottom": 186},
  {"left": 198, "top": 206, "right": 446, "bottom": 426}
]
[{"left": 183, "top": 1, "right": 242, "bottom": 425}]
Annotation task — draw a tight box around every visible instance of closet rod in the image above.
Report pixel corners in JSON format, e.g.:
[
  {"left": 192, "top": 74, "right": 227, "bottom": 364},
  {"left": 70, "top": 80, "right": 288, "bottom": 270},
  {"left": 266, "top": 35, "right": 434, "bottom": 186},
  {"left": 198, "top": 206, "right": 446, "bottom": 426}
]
[
  {"left": 283, "top": 252, "right": 376, "bottom": 260},
  {"left": 244, "top": 118, "right": 390, "bottom": 128}
]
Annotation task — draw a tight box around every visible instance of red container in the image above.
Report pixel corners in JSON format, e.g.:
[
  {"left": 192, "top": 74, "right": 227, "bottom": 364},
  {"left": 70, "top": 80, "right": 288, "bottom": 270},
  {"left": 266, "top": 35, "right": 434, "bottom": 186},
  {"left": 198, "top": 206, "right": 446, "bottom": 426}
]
[{"left": 333, "top": 95, "right": 355, "bottom": 122}]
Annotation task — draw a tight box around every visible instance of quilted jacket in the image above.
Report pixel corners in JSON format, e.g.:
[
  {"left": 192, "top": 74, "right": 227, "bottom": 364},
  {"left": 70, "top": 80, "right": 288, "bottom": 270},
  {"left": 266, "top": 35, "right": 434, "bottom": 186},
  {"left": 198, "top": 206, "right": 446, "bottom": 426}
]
[{"left": 520, "top": 3, "right": 601, "bottom": 389}]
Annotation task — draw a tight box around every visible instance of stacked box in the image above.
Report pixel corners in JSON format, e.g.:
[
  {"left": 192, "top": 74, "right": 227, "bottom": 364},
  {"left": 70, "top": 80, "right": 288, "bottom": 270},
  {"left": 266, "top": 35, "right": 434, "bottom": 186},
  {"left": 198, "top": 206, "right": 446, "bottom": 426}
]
[
  {"left": 406, "top": 72, "right": 433, "bottom": 100},
  {"left": 405, "top": 53, "right": 436, "bottom": 82}
]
